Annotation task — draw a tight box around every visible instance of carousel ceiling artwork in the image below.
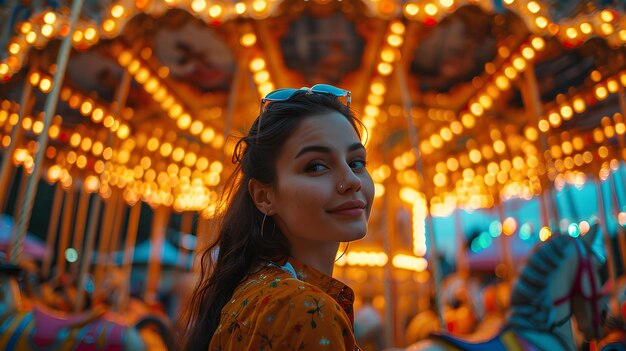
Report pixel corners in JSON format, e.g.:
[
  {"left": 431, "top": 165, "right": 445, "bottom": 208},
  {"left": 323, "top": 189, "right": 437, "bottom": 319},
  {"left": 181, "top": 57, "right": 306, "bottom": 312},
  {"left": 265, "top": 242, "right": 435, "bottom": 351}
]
[
  {"left": 2, "top": 0, "right": 626, "bottom": 347},
  {"left": 0, "top": 0, "right": 625, "bottom": 250}
]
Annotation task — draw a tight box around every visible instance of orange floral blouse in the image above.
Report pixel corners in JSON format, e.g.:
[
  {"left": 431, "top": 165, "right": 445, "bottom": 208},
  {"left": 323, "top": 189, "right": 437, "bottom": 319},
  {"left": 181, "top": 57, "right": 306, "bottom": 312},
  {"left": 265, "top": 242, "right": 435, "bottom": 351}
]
[{"left": 209, "top": 257, "right": 361, "bottom": 350}]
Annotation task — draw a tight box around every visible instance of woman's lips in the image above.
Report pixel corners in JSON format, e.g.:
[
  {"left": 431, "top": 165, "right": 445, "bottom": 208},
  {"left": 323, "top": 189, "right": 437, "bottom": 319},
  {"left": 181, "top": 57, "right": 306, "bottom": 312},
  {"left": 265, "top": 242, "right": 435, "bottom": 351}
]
[{"left": 328, "top": 208, "right": 365, "bottom": 217}]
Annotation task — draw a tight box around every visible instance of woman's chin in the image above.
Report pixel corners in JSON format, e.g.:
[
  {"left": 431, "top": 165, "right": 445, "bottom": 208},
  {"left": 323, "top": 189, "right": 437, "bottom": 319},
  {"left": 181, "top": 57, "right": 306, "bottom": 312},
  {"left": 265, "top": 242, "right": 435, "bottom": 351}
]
[{"left": 339, "top": 226, "right": 368, "bottom": 242}]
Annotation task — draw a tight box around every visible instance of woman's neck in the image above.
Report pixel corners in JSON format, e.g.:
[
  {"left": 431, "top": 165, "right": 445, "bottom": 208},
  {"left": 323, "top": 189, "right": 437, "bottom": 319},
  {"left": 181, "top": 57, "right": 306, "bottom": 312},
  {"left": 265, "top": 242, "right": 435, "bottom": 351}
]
[{"left": 288, "top": 239, "right": 339, "bottom": 276}]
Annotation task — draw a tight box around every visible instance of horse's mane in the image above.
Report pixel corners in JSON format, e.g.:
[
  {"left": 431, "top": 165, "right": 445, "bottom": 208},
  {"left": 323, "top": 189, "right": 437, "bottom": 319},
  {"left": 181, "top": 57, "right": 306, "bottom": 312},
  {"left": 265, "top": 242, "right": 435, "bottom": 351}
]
[{"left": 506, "top": 234, "right": 573, "bottom": 330}]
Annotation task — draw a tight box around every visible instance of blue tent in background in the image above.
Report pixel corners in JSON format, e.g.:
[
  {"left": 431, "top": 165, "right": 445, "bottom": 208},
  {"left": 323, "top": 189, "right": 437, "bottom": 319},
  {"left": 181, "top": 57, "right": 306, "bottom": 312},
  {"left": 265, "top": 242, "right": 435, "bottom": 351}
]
[
  {"left": 466, "top": 235, "right": 536, "bottom": 271},
  {"left": 132, "top": 238, "right": 192, "bottom": 268},
  {"left": 92, "top": 237, "right": 192, "bottom": 269}
]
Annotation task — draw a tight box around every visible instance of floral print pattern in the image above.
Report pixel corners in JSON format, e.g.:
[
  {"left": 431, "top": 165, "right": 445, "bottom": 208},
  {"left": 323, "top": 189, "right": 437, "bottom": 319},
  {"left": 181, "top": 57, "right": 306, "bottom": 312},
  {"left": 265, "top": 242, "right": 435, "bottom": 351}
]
[{"left": 209, "top": 257, "right": 361, "bottom": 350}]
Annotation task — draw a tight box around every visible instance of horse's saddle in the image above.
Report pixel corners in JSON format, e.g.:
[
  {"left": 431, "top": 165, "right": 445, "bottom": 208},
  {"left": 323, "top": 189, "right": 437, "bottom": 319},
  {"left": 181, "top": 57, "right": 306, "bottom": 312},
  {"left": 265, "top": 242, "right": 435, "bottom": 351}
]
[
  {"left": 31, "top": 304, "right": 124, "bottom": 349},
  {"left": 34, "top": 304, "right": 107, "bottom": 329},
  {"left": 433, "top": 333, "right": 509, "bottom": 351}
]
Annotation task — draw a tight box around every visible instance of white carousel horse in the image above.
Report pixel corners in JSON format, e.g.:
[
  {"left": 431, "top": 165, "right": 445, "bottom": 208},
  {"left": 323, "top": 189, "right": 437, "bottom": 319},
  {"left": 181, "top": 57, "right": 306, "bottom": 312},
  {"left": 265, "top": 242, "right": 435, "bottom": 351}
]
[
  {"left": 0, "top": 263, "right": 172, "bottom": 350},
  {"left": 390, "top": 223, "right": 607, "bottom": 351}
]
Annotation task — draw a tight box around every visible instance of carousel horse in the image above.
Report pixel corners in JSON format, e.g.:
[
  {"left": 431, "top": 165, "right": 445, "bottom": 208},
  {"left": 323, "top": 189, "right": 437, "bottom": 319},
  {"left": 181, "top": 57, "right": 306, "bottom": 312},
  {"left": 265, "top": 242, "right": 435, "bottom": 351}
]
[
  {"left": 0, "top": 263, "right": 172, "bottom": 350},
  {"left": 393, "top": 224, "right": 607, "bottom": 351},
  {"left": 437, "top": 274, "right": 481, "bottom": 335},
  {"left": 468, "top": 282, "right": 509, "bottom": 342},
  {"left": 598, "top": 276, "right": 626, "bottom": 351},
  {"left": 405, "top": 275, "right": 503, "bottom": 344}
]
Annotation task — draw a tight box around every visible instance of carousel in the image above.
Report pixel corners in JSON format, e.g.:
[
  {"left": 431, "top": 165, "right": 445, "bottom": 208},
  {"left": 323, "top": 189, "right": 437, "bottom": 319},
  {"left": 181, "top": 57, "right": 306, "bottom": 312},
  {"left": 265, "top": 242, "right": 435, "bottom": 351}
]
[{"left": 1, "top": 0, "right": 626, "bottom": 350}]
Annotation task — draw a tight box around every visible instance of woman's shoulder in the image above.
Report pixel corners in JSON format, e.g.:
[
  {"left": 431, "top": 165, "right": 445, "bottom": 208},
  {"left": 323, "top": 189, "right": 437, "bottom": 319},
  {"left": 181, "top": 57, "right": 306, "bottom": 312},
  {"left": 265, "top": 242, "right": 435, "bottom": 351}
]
[
  {"left": 214, "top": 268, "right": 356, "bottom": 350},
  {"left": 237, "top": 266, "right": 333, "bottom": 301},
  {"left": 269, "top": 274, "right": 329, "bottom": 296},
  {"left": 268, "top": 277, "right": 343, "bottom": 309},
  {"left": 231, "top": 267, "right": 347, "bottom": 318}
]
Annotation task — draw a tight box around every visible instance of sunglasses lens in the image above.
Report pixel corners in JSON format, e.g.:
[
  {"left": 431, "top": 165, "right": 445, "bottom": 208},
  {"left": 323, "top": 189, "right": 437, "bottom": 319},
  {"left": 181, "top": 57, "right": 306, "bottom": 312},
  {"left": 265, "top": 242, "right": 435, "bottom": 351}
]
[
  {"left": 264, "top": 88, "right": 297, "bottom": 101},
  {"left": 310, "top": 84, "right": 348, "bottom": 97},
  {"left": 262, "top": 85, "right": 351, "bottom": 115}
]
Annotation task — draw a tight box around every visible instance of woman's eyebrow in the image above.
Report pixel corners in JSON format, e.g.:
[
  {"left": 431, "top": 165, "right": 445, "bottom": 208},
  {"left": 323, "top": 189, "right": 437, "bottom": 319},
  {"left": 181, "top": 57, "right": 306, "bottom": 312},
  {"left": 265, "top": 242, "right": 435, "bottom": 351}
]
[
  {"left": 294, "top": 145, "right": 331, "bottom": 159},
  {"left": 294, "top": 143, "right": 365, "bottom": 159},
  {"left": 348, "top": 143, "right": 365, "bottom": 152}
]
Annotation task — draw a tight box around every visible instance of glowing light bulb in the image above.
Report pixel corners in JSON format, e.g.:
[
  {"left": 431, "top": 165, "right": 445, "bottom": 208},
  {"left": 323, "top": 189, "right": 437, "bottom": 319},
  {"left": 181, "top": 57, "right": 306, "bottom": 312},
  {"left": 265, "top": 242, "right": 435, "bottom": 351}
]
[
  {"left": 539, "top": 226, "right": 551, "bottom": 241},
  {"left": 619, "top": 212, "right": 626, "bottom": 227},
  {"left": 568, "top": 223, "right": 580, "bottom": 237}
]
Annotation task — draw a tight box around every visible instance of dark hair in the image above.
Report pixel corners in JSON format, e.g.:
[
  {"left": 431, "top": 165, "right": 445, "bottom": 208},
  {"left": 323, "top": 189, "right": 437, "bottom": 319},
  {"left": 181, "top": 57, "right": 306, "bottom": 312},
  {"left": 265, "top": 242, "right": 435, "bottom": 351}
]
[{"left": 179, "top": 91, "right": 363, "bottom": 351}]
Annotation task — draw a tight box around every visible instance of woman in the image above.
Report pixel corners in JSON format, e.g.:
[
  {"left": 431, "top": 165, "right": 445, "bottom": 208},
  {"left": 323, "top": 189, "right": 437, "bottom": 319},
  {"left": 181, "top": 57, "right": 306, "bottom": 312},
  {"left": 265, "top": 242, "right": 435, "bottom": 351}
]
[{"left": 181, "top": 85, "right": 375, "bottom": 350}]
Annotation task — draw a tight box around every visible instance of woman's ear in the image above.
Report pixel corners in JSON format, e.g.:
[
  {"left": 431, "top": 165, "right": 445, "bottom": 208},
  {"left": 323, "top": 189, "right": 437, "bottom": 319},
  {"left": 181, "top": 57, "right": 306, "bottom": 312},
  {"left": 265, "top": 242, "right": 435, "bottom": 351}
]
[{"left": 248, "top": 178, "right": 275, "bottom": 215}]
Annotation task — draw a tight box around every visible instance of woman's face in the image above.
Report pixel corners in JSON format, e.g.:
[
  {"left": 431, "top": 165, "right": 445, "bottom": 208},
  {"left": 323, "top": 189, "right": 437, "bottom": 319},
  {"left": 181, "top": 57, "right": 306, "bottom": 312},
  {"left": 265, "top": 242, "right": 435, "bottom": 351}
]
[{"left": 269, "top": 111, "right": 375, "bottom": 246}]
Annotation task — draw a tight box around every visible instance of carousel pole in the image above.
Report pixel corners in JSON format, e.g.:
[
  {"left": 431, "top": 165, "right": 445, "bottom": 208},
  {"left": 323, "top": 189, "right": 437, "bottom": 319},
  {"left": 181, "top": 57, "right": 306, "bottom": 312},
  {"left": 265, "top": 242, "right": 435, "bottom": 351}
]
[
  {"left": 612, "top": 97, "right": 626, "bottom": 269},
  {"left": 610, "top": 172, "right": 626, "bottom": 270},
  {"left": 69, "top": 181, "right": 90, "bottom": 277},
  {"left": 381, "top": 183, "right": 394, "bottom": 347},
  {"left": 549, "top": 186, "right": 561, "bottom": 232},
  {"left": 178, "top": 212, "right": 193, "bottom": 267},
  {"left": 193, "top": 215, "right": 211, "bottom": 271},
  {"left": 92, "top": 64, "right": 131, "bottom": 294},
  {"left": 378, "top": 122, "right": 397, "bottom": 347},
  {"left": 537, "top": 184, "right": 551, "bottom": 228},
  {"left": 612, "top": 88, "right": 626, "bottom": 215},
  {"left": 145, "top": 205, "right": 170, "bottom": 305},
  {"left": 596, "top": 177, "right": 618, "bottom": 295},
  {"left": 75, "top": 192, "right": 101, "bottom": 313},
  {"left": 1, "top": 166, "right": 17, "bottom": 214},
  {"left": 521, "top": 63, "right": 558, "bottom": 231},
  {"left": 617, "top": 85, "right": 626, "bottom": 160},
  {"left": 396, "top": 60, "right": 445, "bottom": 330},
  {"left": 0, "top": 63, "right": 36, "bottom": 207},
  {"left": 116, "top": 201, "right": 141, "bottom": 312},
  {"left": 101, "top": 194, "right": 125, "bottom": 297},
  {"left": 497, "top": 202, "right": 514, "bottom": 281},
  {"left": 181, "top": 212, "right": 193, "bottom": 234},
  {"left": 72, "top": 57, "right": 129, "bottom": 304},
  {"left": 12, "top": 169, "right": 29, "bottom": 229},
  {"left": 565, "top": 185, "right": 580, "bottom": 221},
  {"left": 105, "top": 194, "right": 126, "bottom": 268},
  {"left": 55, "top": 183, "right": 76, "bottom": 278},
  {"left": 9, "top": 0, "right": 85, "bottom": 264},
  {"left": 454, "top": 209, "right": 468, "bottom": 278},
  {"left": 492, "top": 129, "right": 516, "bottom": 279},
  {"left": 93, "top": 190, "right": 118, "bottom": 293},
  {"left": 199, "top": 215, "right": 212, "bottom": 245},
  {"left": 42, "top": 182, "right": 63, "bottom": 278}
]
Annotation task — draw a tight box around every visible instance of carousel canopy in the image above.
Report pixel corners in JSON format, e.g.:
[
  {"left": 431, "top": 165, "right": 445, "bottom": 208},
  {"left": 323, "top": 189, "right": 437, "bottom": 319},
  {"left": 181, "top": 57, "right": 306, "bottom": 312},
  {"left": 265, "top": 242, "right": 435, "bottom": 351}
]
[{"left": 1, "top": 0, "right": 626, "bottom": 272}]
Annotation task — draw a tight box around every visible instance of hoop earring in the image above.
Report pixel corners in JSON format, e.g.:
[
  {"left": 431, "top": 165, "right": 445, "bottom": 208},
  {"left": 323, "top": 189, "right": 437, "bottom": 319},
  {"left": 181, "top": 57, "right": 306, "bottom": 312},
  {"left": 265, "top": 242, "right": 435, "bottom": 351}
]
[
  {"left": 261, "top": 213, "right": 268, "bottom": 239},
  {"left": 260, "top": 213, "right": 275, "bottom": 239},
  {"left": 335, "top": 242, "right": 349, "bottom": 262}
]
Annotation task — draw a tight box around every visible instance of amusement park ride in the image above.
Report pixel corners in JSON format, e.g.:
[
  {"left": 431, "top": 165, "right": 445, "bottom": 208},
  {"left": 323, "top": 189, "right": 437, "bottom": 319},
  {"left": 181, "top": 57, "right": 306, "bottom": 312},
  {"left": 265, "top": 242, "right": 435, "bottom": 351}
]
[{"left": 2, "top": 0, "right": 626, "bottom": 349}]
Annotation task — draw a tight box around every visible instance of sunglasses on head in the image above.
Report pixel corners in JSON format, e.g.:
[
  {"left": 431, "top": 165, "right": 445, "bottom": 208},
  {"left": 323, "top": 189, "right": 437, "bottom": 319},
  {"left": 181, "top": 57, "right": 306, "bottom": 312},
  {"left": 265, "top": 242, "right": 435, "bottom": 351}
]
[{"left": 260, "top": 84, "right": 351, "bottom": 114}]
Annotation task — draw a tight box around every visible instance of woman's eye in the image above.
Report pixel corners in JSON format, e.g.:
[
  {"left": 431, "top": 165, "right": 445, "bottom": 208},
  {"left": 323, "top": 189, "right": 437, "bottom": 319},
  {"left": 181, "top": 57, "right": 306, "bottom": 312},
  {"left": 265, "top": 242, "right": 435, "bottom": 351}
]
[
  {"left": 305, "top": 162, "right": 328, "bottom": 173},
  {"left": 350, "top": 160, "right": 367, "bottom": 171}
]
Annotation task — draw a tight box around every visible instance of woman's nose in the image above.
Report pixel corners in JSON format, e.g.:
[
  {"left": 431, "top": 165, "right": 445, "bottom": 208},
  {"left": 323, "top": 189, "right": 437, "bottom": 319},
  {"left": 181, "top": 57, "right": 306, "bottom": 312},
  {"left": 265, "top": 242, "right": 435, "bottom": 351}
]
[{"left": 337, "top": 167, "right": 362, "bottom": 193}]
